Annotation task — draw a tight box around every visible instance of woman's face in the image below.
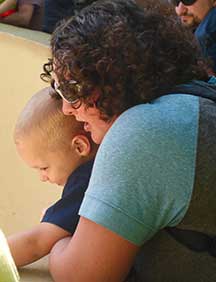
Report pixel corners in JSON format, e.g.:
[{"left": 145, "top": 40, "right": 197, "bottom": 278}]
[
  {"left": 62, "top": 99, "right": 115, "bottom": 144},
  {"left": 52, "top": 65, "right": 115, "bottom": 144}
]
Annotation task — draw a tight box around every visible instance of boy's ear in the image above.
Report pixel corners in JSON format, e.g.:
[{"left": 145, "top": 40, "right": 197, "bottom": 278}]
[{"left": 71, "top": 135, "right": 91, "bottom": 157}]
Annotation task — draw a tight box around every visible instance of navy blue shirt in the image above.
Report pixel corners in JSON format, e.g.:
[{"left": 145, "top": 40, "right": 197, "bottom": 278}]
[{"left": 41, "top": 159, "right": 94, "bottom": 234}]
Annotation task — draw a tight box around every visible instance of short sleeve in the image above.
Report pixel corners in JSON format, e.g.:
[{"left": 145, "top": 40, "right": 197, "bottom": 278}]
[
  {"left": 42, "top": 160, "right": 94, "bottom": 233},
  {"left": 41, "top": 192, "right": 84, "bottom": 234},
  {"left": 79, "top": 95, "right": 199, "bottom": 245}
]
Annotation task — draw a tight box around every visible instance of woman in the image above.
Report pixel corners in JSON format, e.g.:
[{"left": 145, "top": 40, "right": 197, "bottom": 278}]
[{"left": 42, "top": 0, "right": 216, "bottom": 281}]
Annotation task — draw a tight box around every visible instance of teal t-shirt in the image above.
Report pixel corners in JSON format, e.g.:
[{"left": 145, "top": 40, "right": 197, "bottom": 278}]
[{"left": 79, "top": 94, "right": 199, "bottom": 246}]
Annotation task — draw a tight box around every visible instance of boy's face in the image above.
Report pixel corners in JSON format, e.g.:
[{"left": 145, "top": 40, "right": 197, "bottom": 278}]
[{"left": 16, "top": 134, "right": 80, "bottom": 186}]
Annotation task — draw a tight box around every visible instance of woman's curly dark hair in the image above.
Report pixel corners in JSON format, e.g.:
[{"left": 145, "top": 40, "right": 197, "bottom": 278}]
[{"left": 42, "top": 0, "right": 209, "bottom": 120}]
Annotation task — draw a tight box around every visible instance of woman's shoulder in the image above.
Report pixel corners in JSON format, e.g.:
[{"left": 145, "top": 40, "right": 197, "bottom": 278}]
[{"left": 107, "top": 94, "right": 199, "bottom": 141}]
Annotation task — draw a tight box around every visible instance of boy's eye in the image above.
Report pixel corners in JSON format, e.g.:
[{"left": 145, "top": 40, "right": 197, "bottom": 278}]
[{"left": 40, "top": 167, "right": 48, "bottom": 171}]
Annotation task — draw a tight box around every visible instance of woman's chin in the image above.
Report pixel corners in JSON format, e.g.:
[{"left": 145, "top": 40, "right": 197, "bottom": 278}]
[{"left": 91, "top": 132, "right": 103, "bottom": 144}]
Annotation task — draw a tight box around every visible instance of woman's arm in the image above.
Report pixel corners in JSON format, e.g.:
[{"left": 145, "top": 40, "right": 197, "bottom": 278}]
[
  {"left": 49, "top": 217, "right": 139, "bottom": 282},
  {"left": 8, "top": 222, "right": 70, "bottom": 267}
]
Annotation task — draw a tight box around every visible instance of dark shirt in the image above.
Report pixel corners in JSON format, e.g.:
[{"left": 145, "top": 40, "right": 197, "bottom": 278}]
[
  {"left": 195, "top": 8, "right": 216, "bottom": 73},
  {"left": 41, "top": 159, "right": 94, "bottom": 234},
  {"left": 42, "top": 0, "right": 75, "bottom": 33},
  {"left": 74, "top": 0, "right": 98, "bottom": 12},
  {"left": 42, "top": 0, "right": 98, "bottom": 33}
]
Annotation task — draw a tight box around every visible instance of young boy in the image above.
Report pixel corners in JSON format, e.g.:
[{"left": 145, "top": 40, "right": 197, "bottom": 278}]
[{"left": 8, "top": 87, "right": 97, "bottom": 267}]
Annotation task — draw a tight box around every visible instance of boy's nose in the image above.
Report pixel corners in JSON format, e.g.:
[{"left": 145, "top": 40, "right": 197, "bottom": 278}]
[
  {"left": 40, "top": 173, "right": 49, "bottom": 182},
  {"left": 62, "top": 100, "right": 76, "bottom": 116}
]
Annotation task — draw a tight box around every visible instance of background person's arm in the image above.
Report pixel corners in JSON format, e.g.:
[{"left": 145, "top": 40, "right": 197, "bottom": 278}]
[
  {"left": 0, "top": 0, "right": 16, "bottom": 14},
  {"left": 7, "top": 222, "right": 70, "bottom": 267},
  {"left": 49, "top": 217, "right": 139, "bottom": 282},
  {"left": 0, "top": 3, "right": 33, "bottom": 27}
]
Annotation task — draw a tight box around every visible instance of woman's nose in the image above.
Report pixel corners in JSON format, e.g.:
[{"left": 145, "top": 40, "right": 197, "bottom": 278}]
[{"left": 62, "top": 100, "right": 76, "bottom": 116}]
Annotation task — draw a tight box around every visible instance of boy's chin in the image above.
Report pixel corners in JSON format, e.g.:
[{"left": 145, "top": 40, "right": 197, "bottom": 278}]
[{"left": 53, "top": 181, "right": 65, "bottom": 187}]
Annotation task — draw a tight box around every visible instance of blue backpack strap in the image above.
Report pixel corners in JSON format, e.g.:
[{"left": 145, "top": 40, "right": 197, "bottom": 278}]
[
  {"left": 166, "top": 227, "right": 216, "bottom": 257},
  {"left": 165, "top": 77, "right": 216, "bottom": 103}
]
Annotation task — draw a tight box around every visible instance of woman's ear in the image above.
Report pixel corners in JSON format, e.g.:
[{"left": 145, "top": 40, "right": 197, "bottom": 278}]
[
  {"left": 71, "top": 135, "right": 91, "bottom": 157},
  {"left": 92, "top": 89, "right": 100, "bottom": 103},
  {"left": 87, "top": 89, "right": 100, "bottom": 106}
]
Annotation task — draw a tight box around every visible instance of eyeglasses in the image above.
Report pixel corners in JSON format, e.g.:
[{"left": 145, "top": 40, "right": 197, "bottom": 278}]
[
  {"left": 51, "top": 80, "right": 82, "bottom": 109},
  {"left": 169, "top": 0, "right": 197, "bottom": 6}
]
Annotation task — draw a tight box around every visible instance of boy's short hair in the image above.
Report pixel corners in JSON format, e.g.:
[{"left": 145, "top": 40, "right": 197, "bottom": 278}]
[{"left": 14, "top": 87, "right": 86, "bottom": 151}]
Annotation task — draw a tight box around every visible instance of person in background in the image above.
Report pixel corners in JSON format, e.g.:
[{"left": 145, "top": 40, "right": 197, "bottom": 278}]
[
  {"left": 9, "top": 87, "right": 97, "bottom": 268},
  {"left": 42, "top": 0, "right": 216, "bottom": 281},
  {"left": 0, "top": 0, "right": 43, "bottom": 31},
  {"left": 42, "top": 0, "right": 98, "bottom": 34},
  {"left": 0, "top": 0, "right": 16, "bottom": 18},
  {"left": 74, "top": 0, "right": 98, "bottom": 12},
  {"left": 43, "top": 0, "right": 75, "bottom": 34},
  {"left": 170, "top": 0, "right": 216, "bottom": 73}
]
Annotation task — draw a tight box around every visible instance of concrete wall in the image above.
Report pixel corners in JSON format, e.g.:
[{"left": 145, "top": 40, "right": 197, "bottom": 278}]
[{"left": 0, "top": 24, "right": 60, "bottom": 282}]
